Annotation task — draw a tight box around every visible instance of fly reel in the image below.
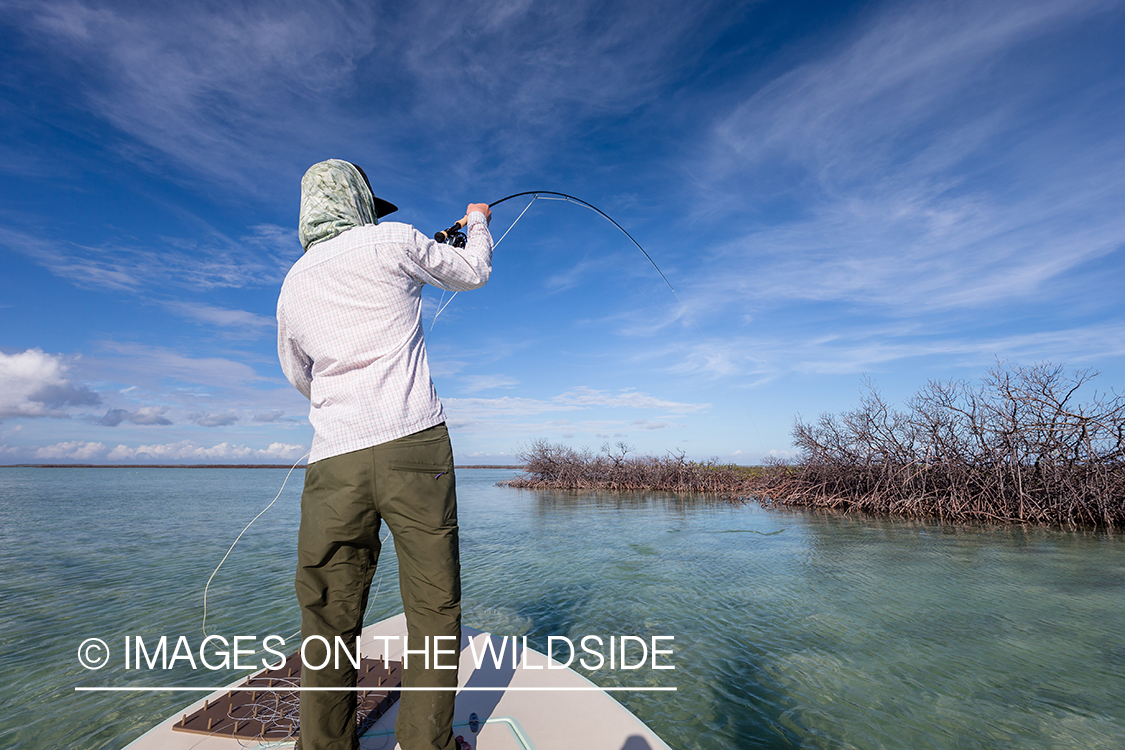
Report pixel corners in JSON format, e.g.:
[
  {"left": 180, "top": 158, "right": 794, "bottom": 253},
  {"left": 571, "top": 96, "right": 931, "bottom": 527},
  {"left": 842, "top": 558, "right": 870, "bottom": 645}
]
[
  {"left": 434, "top": 221, "right": 468, "bottom": 247},
  {"left": 441, "top": 228, "right": 467, "bottom": 247}
]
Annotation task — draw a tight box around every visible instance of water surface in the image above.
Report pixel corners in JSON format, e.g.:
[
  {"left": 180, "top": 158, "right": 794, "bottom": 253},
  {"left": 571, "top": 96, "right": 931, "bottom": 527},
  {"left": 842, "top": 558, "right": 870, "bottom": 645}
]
[{"left": 0, "top": 468, "right": 1122, "bottom": 749}]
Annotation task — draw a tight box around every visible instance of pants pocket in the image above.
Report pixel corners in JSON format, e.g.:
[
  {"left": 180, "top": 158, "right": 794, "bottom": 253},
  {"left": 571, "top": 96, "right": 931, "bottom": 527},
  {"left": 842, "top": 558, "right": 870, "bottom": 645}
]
[{"left": 389, "top": 461, "right": 450, "bottom": 475}]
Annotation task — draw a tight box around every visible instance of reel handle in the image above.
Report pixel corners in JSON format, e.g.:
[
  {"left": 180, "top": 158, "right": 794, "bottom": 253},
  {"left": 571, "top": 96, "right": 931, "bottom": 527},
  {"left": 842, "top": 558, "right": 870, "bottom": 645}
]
[{"left": 434, "top": 217, "right": 468, "bottom": 244}]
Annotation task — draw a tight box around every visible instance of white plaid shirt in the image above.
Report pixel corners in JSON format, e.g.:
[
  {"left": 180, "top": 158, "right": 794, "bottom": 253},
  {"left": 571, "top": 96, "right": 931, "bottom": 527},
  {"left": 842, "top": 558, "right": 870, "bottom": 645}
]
[{"left": 277, "top": 213, "right": 492, "bottom": 462}]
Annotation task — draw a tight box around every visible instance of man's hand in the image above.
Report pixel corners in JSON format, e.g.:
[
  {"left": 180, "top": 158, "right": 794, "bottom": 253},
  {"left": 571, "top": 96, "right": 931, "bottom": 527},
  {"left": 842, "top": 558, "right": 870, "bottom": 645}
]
[{"left": 466, "top": 203, "right": 492, "bottom": 224}]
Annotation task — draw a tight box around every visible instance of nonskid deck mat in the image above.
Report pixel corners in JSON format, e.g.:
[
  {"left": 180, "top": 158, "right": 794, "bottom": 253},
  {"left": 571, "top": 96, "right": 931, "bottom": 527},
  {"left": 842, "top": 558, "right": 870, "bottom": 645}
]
[{"left": 172, "top": 650, "right": 402, "bottom": 741}]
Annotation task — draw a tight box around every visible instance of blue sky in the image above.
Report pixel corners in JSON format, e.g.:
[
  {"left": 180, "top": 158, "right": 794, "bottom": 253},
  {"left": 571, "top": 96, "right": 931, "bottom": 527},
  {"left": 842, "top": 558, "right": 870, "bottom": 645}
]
[{"left": 1, "top": 0, "right": 1124, "bottom": 465}]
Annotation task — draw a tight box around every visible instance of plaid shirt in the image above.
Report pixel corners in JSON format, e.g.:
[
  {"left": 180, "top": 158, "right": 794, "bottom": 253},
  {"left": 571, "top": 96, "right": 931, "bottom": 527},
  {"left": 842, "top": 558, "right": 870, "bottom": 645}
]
[{"left": 277, "top": 212, "right": 492, "bottom": 462}]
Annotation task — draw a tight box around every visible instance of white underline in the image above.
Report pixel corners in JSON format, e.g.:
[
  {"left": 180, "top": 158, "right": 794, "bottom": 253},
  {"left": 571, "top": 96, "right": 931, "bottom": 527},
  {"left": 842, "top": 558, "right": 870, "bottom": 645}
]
[{"left": 75, "top": 686, "right": 676, "bottom": 692}]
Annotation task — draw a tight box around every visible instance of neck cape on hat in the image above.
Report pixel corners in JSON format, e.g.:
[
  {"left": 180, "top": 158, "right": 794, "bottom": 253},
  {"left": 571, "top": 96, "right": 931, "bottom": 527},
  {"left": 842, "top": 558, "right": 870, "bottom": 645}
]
[{"left": 298, "top": 159, "right": 397, "bottom": 251}]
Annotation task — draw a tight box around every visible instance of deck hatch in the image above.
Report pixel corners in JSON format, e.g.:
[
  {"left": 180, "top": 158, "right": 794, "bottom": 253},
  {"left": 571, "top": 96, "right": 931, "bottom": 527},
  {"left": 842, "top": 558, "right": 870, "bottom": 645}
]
[{"left": 171, "top": 650, "right": 402, "bottom": 740}]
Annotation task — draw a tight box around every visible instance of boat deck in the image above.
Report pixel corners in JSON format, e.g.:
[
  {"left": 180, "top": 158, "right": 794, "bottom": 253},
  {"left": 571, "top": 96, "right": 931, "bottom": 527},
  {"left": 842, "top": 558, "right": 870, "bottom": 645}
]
[{"left": 126, "top": 614, "right": 673, "bottom": 750}]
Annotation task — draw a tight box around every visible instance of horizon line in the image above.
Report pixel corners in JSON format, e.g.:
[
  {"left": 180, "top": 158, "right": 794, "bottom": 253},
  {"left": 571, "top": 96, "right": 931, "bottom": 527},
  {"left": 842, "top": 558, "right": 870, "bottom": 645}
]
[{"left": 0, "top": 464, "right": 526, "bottom": 470}]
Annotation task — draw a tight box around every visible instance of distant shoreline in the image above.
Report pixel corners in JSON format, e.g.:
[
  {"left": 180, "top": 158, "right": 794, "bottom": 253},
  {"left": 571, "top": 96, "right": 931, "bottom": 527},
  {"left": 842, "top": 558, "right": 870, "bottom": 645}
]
[{"left": 0, "top": 464, "right": 525, "bottom": 470}]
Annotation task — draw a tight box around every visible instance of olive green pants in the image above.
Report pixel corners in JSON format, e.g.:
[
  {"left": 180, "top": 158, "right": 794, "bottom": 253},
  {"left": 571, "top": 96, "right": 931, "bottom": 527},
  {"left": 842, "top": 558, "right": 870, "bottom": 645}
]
[{"left": 295, "top": 423, "right": 461, "bottom": 750}]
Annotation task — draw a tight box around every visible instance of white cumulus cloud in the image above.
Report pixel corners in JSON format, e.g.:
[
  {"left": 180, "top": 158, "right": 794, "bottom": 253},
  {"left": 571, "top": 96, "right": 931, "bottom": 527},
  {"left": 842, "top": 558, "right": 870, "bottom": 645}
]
[
  {"left": 34, "top": 441, "right": 107, "bottom": 460},
  {"left": 106, "top": 440, "right": 306, "bottom": 462},
  {"left": 0, "top": 348, "right": 100, "bottom": 420}
]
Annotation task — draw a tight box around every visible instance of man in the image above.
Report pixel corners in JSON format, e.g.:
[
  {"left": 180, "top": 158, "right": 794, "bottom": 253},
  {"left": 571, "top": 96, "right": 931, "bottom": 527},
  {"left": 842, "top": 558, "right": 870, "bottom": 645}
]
[{"left": 277, "top": 159, "right": 493, "bottom": 750}]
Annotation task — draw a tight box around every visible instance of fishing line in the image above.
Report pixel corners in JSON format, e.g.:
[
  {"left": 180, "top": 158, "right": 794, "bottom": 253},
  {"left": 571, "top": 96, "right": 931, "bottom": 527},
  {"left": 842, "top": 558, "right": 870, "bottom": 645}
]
[
  {"left": 430, "top": 191, "right": 766, "bottom": 452},
  {"left": 430, "top": 191, "right": 681, "bottom": 330},
  {"left": 201, "top": 452, "right": 395, "bottom": 647},
  {"left": 490, "top": 192, "right": 675, "bottom": 291},
  {"left": 431, "top": 195, "right": 536, "bottom": 329},
  {"left": 201, "top": 451, "right": 308, "bottom": 636},
  {"left": 493, "top": 195, "right": 539, "bottom": 247},
  {"left": 204, "top": 191, "right": 763, "bottom": 636}
]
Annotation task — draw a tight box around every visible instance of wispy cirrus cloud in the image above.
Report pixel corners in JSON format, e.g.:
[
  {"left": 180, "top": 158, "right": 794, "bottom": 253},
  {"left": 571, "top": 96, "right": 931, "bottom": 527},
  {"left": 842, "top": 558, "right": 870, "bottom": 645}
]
[
  {"left": 553, "top": 386, "right": 706, "bottom": 412},
  {"left": 0, "top": 227, "right": 145, "bottom": 292},
  {"left": 92, "top": 341, "right": 272, "bottom": 388},
  {"left": 686, "top": 0, "right": 1125, "bottom": 323},
  {"left": 652, "top": 320, "right": 1125, "bottom": 380},
  {"left": 8, "top": 0, "right": 751, "bottom": 191},
  {"left": 445, "top": 386, "right": 706, "bottom": 419},
  {"left": 4, "top": 0, "right": 1123, "bottom": 466},
  {"left": 709, "top": 0, "right": 1110, "bottom": 172},
  {"left": 631, "top": 419, "right": 673, "bottom": 430},
  {"left": 457, "top": 374, "right": 520, "bottom": 394},
  {"left": 442, "top": 385, "right": 707, "bottom": 438},
  {"left": 160, "top": 301, "right": 275, "bottom": 332},
  {"left": 15, "top": 0, "right": 379, "bottom": 188},
  {"left": 0, "top": 224, "right": 298, "bottom": 293}
]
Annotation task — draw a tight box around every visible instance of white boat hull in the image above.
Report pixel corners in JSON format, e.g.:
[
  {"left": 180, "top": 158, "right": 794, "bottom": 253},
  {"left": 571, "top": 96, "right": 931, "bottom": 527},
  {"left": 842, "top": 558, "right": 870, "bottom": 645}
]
[{"left": 126, "top": 614, "right": 674, "bottom": 750}]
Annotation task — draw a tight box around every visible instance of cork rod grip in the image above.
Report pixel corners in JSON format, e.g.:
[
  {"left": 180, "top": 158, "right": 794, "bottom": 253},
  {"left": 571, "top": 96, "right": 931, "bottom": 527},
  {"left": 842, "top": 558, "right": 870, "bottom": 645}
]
[{"left": 434, "top": 217, "right": 468, "bottom": 244}]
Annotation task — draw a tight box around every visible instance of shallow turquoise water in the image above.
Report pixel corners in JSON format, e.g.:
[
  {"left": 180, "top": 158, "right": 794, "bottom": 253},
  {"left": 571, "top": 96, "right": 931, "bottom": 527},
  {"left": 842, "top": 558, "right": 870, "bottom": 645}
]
[{"left": 1, "top": 468, "right": 1123, "bottom": 749}]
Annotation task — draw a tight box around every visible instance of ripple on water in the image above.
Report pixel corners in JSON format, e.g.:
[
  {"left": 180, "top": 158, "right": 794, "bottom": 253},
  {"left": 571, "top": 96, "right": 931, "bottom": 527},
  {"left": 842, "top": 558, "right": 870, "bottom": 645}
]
[{"left": 2, "top": 469, "right": 1124, "bottom": 750}]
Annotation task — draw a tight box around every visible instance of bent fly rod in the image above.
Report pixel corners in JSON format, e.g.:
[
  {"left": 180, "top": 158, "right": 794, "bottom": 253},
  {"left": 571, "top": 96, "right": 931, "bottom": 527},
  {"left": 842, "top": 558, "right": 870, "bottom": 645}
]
[{"left": 430, "top": 191, "right": 677, "bottom": 326}]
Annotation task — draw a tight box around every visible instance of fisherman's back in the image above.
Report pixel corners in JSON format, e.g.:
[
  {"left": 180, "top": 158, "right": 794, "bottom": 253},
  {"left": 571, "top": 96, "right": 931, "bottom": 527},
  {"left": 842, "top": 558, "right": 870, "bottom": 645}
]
[{"left": 278, "top": 216, "right": 490, "bottom": 462}]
